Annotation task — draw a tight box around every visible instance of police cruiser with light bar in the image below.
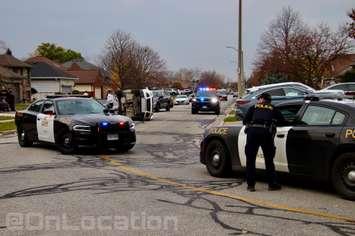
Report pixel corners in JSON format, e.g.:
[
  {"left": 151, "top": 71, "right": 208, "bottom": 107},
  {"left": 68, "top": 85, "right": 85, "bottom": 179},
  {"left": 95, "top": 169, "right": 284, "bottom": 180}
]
[
  {"left": 200, "top": 98, "right": 355, "bottom": 200},
  {"left": 192, "top": 88, "right": 220, "bottom": 115},
  {"left": 15, "top": 96, "right": 136, "bottom": 154}
]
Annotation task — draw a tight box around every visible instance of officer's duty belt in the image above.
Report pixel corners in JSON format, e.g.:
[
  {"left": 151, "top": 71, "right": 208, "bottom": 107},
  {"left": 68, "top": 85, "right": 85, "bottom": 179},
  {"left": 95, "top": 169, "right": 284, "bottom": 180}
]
[{"left": 249, "top": 124, "right": 271, "bottom": 128}]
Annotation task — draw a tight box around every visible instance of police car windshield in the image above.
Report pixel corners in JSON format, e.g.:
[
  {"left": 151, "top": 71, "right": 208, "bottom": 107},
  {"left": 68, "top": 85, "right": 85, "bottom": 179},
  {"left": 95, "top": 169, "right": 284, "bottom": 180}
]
[
  {"left": 196, "top": 90, "right": 217, "bottom": 97},
  {"left": 56, "top": 99, "right": 104, "bottom": 115}
]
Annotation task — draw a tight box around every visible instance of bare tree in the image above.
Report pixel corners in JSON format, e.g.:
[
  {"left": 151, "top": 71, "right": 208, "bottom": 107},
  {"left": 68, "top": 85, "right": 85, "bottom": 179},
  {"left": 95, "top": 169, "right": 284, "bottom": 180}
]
[
  {"left": 348, "top": 9, "right": 355, "bottom": 39},
  {"left": 101, "top": 30, "right": 167, "bottom": 90},
  {"left": 171, "top": 68, "right": 200, "bottom": 89},
  {"left": 198, "top": 70, "right": 225, "bottom": 88},
  {"left": 251, "top": 7, "right": 353, "bottom": 88}
]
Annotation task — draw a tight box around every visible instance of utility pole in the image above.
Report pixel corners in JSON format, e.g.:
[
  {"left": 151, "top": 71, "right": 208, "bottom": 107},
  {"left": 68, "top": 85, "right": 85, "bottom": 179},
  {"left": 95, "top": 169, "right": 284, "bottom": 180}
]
[{"left": 237, "top": 0, "right": 245, "bottom": 97}]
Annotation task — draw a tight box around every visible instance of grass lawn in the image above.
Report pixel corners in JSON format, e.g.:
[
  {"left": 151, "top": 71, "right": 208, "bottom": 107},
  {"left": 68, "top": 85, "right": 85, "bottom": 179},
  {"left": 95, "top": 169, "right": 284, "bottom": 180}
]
[
  {"left": 224, "top": 110, "right": 240, "bottom": 123},
  {"left": 0, "top": 116, "right": 14, "bottom": 121},
  {"left": 16, "top": 103, "right": 30, "bottom": 111},
  {"left": 0, "top": 121, "right": 16, "bottom": 132}
]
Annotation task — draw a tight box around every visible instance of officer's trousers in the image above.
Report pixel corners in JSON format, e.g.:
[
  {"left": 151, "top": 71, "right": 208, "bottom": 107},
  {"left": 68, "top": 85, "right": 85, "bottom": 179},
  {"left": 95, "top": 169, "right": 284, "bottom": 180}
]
[{"left": 245, "top": 127, "right": 278, "bottom": 187}]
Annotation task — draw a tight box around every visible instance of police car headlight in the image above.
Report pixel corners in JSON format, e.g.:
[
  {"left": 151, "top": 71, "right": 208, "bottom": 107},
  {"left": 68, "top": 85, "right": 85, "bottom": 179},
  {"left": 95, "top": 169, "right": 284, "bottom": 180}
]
[
  {"left": 73, "top": 125, "right": 91, "bottom": 132},
  {"left": 129, "top": 122, "right": 136, "bottom": 132},
  {"left": 211, "top": 98, "right": 218, "bottom": 103},
  {"left": 192, "top": 98, "right": 197, "bottom": 102}
]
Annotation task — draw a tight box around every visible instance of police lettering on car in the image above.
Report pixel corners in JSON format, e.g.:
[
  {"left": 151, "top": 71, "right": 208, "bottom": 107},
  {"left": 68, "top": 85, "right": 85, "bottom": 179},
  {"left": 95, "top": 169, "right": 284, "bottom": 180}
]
[
  {"left": 15, "top": 95, "right": 136, "bottom": 154},
  {"left": 200, "top": 97, "right": 355, "bottom": 200}
]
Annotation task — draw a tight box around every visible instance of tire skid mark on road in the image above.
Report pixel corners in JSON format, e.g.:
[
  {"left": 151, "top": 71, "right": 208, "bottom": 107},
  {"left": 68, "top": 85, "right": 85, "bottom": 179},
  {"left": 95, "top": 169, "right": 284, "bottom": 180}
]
[{"left": 101, "top": 155, "right": 355, "bottom": 225}]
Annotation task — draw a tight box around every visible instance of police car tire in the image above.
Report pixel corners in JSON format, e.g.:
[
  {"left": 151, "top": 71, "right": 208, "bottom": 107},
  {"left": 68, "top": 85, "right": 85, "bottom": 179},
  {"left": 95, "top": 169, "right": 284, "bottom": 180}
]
[
  {"left": 206, "top": 139, "right": 231, "bottom": 177},
  {"left": 58, "top": 132, "right": 75, "bottom": 154},
  {"left": 166, "top": 106, "right": 170, "bottom": 112},
  {"left": 331, "top": 153, "right": 355, "bottom": 200},
  {"left": 192, "top": 109, "right": 197, "bottom": 114},
  {"left": 17, "top": 128, "right": 33, "bottom": 147},
  {"left": 215, "top": 109, "right": 220, "bottom": 115}
]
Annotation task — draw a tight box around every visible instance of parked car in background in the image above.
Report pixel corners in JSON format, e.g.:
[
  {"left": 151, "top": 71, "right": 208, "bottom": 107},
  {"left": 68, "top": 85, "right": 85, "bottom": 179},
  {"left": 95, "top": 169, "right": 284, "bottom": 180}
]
[
  {"left": 174, "top": 95, "right": 189, "bottom": 105},
  {"left": 236, "top": 82, "right": 344, "bottom": 118},
  {"left": 322, "top": 82, "right": 355, "bottom": 99},
  {"left": 152, "top": 89, "right": 171, "bottom": 112}
]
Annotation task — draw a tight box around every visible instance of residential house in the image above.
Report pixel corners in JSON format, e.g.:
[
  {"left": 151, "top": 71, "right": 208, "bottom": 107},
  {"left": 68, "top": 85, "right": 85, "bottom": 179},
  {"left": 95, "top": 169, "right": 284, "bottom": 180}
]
[
  {"left": 63, "top": 59, "right": 118, "bottom": 99},
  {"left": 0, "top": 49, "right": 32, "bottom": 102},
  {"left": 323, "top": 54, "right": 355, "bottom": 87},
  {"left": 26, "top": 56, "right": 78, "bottom": 99}
]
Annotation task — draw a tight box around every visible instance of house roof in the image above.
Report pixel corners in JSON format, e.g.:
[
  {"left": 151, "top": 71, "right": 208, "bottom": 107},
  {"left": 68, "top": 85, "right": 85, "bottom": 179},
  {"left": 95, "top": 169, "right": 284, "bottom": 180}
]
[
  {"left": 62, "top": 59, "right": 98, "bottom": 70},
  {"left": 331, "top": 54, "right": 355, "bottom": 77},
  {"left": 0, "top": 53, "right": 31, "bottom": 68},
  {"left": 0, "top": 65, "right": 23, "bottom": 78},
  {"left": 66, "top": 70, "right": 100, "bottom": 84},
  {"left": 26, "top": 57, "right": 77, "bottom": 79}
]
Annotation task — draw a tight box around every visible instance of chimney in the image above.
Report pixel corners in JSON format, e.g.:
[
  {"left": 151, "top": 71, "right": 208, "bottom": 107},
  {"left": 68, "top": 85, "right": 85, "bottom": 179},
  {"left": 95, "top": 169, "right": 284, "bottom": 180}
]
[{"left": 6, "top": 48, "right": 12, "bottom": 56}]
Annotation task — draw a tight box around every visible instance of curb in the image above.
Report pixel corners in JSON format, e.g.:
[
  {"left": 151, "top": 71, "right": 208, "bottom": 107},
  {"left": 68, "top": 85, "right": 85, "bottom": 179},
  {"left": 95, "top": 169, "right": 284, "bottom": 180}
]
[{"left": 0, "top": 130, "right": 16, "bottom": 136}]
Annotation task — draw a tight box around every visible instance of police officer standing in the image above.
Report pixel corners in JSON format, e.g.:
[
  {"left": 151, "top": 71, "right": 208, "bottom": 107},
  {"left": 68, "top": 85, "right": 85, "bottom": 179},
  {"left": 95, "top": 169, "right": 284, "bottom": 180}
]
[{"left": 243, "top": 92, "right": 286, "bottom": 192}]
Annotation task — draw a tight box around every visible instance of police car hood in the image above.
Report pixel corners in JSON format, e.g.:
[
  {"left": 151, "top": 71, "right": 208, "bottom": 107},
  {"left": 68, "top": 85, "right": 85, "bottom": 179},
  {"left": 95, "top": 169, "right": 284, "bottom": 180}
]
[{"left": 63, "top": 114, "right": 132, "bottom": 126}]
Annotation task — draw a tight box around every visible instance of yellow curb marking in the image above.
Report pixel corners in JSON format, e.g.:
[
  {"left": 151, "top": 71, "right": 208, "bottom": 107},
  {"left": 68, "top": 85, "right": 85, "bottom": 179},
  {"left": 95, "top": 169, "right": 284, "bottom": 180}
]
[{"left": 101, "top": 155, "right": 355, "bottom": 224}]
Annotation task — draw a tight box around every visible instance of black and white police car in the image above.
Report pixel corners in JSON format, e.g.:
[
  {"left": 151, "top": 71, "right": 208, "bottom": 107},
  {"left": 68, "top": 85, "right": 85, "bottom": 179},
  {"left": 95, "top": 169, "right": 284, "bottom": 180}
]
[
  {"left": 200, "top": 98, "right": 355, "bottom": 200},
  {"left": 15, "top": 96, "right": 136, "bottom": 154}
]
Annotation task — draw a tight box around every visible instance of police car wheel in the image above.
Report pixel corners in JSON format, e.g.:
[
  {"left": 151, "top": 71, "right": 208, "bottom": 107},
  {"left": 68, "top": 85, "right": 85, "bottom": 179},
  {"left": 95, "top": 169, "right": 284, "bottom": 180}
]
[
  {"left": 206, "top": 140, "right": 231, "bottom": 177},
  {"left": 166, "top": 106, "right": 170, "bottom": 112},
  {"left": 58, "top": 132, "right": 75, "bottom": 154},
  {"left": 331, "top": 153, "right": 355, "bottom": 200},
  {"left": 215, "top": 109, "right": 220, "bottom": 115},
  {"left": 192, "top": 109, "right": 197, "bottom": 114},
  {"left": 17, "top": 128, "right": 33, "bottom": 147}
]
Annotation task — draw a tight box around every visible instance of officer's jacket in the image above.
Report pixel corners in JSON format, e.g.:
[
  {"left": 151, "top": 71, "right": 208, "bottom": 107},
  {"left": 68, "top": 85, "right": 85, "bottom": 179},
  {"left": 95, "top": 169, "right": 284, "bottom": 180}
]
[{"left": 243, "top": 103, "right": 286, "bottom": 126}]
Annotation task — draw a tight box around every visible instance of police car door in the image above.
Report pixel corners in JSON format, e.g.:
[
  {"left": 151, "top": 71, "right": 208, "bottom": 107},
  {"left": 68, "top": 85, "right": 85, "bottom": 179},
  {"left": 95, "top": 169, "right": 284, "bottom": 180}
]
[
  {"left": 36, "top": 100, "right": 55, "bottom": 143},
  {"left": 286, "top": 104, "right": 343, "bottom": 176},
  {"left": 238, "top": 103, "right": 302, "bottom": 172}
]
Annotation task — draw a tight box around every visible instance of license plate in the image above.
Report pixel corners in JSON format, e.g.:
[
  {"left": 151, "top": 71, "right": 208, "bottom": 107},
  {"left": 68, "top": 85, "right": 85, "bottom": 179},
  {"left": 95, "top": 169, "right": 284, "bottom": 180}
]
[
  {"left": 202, "top": 106, "right": 208, "bottom": 109},
  {"left": 107, "top": 134, "right": 119, "bottom": 141}
]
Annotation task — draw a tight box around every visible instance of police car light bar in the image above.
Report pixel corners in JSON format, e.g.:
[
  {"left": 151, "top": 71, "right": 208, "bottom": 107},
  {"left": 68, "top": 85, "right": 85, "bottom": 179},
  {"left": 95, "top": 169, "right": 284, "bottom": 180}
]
[{"left": 198, "top": 88, "right": 216, "bottom": 91}]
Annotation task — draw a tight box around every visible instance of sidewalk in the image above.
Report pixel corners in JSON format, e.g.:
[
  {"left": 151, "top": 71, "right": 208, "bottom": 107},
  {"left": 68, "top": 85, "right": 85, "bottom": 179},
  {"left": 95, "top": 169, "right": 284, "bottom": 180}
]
[{"left": 0, "top": 112, "right": 15, "bottom": 117}]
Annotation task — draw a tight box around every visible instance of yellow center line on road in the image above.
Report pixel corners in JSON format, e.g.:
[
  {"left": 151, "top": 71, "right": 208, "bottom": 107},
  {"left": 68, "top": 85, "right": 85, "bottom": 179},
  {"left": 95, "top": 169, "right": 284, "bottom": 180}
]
[{"left": 100, "top": 155, "right": 355, "bottom": 224}]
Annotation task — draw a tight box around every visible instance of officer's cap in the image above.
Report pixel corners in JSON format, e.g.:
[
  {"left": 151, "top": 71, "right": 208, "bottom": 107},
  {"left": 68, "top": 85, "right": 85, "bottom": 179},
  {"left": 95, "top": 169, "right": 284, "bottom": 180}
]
[{"left": 257, "top": 92, "right": 271, "bottom": 102}]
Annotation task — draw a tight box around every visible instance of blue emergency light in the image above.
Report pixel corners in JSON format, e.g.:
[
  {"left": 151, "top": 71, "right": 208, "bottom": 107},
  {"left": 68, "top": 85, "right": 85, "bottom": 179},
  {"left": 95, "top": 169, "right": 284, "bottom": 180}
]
[{"left": 99, "top": 121, "right": 110, "bottom": 128}]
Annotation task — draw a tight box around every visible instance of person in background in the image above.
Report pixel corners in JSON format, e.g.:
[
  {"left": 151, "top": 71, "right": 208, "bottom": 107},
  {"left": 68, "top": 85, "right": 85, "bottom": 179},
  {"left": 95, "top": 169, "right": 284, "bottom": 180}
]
[{"left": 6, "top": 90, "right": 15, "bottom": 111}]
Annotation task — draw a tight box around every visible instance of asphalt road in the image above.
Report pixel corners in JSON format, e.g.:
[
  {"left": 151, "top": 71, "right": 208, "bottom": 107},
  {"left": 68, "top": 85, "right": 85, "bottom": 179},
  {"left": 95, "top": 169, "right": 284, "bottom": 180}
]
[{"left": 0, "top": 100, "right": 355, "bottom": 236}]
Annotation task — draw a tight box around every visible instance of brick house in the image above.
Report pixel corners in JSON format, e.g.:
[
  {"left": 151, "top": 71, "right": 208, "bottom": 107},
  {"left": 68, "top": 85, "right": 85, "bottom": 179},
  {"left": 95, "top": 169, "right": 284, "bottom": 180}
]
[
  {"left": 0, "top": 49, "right": 31, "bottom": 102},
  {"left": 63, "top": 59, "right": 118, "bottom": 99}
]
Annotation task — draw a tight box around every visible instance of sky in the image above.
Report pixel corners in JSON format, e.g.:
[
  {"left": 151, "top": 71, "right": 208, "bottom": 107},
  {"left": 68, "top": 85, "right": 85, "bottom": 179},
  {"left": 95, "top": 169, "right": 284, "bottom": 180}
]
[{"left": 0, "top": 0, "right": 353, "bottom": 81}]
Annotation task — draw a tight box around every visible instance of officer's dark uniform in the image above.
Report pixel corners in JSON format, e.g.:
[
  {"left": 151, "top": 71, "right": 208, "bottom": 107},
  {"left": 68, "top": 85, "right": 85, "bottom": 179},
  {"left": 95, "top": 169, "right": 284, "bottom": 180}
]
[{"left": 243, "top": 93, "right": 286, "bottom": 191}]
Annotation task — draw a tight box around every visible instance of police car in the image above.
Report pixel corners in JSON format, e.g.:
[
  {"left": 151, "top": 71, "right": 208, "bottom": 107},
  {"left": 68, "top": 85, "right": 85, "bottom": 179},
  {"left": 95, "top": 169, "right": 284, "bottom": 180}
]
[
  {"left": 200, "top": 98, "right": 355, "bottom": 200},
  {"left": 191, "top": 88, "right": 220, "bottom": 115},
  {"left": 15, "top": 96, "right": 136, "bottom": 154}
]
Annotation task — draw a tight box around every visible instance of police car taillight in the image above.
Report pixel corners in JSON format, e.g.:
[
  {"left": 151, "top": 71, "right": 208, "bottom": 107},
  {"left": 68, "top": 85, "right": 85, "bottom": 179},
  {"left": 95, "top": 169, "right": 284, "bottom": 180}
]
[
  {"left": 118, "top": 121, "right": 126, "bottom": 128},
  {"left": 15, "top": 111, "right": 23, "bottom": 117}
]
